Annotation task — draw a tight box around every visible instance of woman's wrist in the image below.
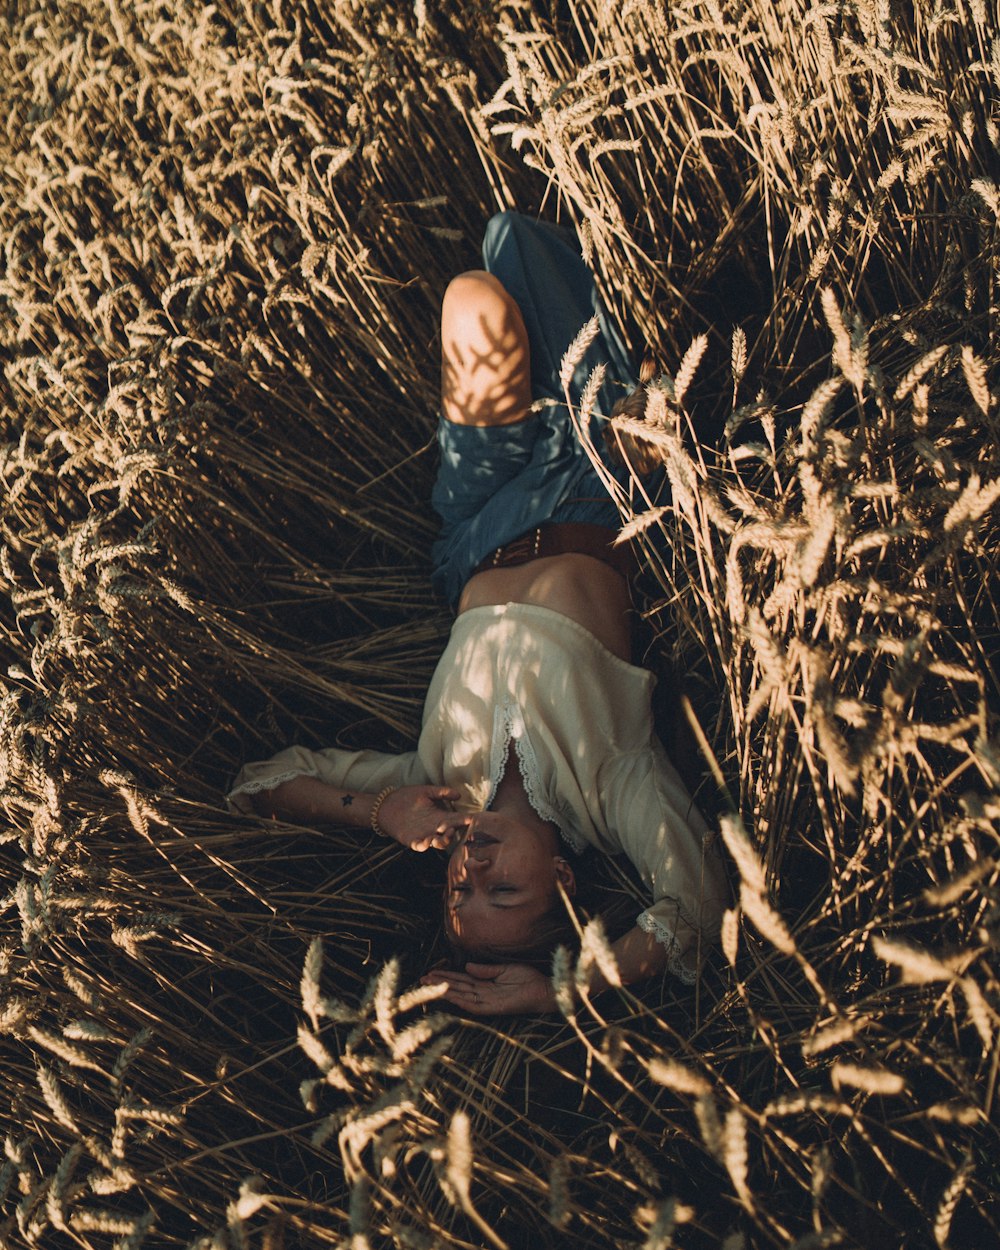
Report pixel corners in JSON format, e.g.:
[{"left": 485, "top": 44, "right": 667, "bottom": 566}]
[
  {"left": 316, "top": 785, "right": 380, "bottom": 829},
  {"left": 369, "top": 787, "right": 397, "bottom": 839}
]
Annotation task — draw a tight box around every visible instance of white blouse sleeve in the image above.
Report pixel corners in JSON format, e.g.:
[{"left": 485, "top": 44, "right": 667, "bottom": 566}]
[
  {"left": 598, "top": 738, "right": 729, "bottom": 983},
  {"left": 227, "top": 744, "right": 429, "bottom": 814}
]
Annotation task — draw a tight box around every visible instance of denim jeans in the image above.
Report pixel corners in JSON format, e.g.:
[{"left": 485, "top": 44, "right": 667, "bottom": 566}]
[{"left": 431, "top": 211, "right": 636, "bottom": 607}]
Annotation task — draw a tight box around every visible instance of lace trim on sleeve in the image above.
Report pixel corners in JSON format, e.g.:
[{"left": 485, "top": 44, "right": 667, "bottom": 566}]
[
  {"left": 227, "top": 768, "right": 311, "bottom": 805},
  {"left": 637, "top": 908, "right": 699, "bottom": 985}
]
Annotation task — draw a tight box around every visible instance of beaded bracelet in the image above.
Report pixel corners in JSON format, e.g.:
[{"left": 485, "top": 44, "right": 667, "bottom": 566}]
[{"left": 370, "top": 786, "right": 397, "bottom": 839}]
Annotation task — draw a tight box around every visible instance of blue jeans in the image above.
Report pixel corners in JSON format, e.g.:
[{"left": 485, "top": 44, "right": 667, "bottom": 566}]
[{"left": 431, "top": 211, "right": 636, "bottom": 607}]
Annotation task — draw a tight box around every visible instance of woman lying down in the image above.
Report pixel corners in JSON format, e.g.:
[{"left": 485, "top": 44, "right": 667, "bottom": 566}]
[{"left": 228, "top": 211, "right": 729, "bottom": 1015}]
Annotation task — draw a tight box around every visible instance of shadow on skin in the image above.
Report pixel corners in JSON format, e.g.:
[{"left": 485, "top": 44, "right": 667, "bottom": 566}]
[{"left": 441, "top": 270, "right": 533, "bottom": 428}]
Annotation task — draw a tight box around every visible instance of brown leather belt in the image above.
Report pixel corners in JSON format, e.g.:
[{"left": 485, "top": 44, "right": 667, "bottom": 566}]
[{"left": 471, "top": 521, "right": 633, "bottom": 579}]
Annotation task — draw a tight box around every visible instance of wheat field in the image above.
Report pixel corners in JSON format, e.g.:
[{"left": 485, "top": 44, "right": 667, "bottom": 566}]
[{"left": 1, "top": 1, "right": 998, "bottom": 1247}]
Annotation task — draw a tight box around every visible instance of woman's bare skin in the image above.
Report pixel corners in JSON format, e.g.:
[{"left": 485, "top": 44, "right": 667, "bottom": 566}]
[{"left": 457, "top": 554, "right": 632, "bottom": 663}]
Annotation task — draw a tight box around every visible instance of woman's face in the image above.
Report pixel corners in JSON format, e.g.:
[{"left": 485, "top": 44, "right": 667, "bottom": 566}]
[{"left": 444, "top": 812, "right": 574, "bottom": 954}]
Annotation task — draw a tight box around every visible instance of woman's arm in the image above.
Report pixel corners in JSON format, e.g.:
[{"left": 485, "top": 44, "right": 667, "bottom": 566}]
[
  {"left": 251, "top": 775, "right": 467, "bottom": 852},
  {"left": 229, "top": 743, "right": 427, "bottom": 814},
  {"left": 601, "top": 743, "right": 730, "bottom": 982},
  {"left": 590, "top": 924, "right": 671, "bottom": 995},
  {"left": 249, "top": 775, "right": 379, "bottom": 826}
]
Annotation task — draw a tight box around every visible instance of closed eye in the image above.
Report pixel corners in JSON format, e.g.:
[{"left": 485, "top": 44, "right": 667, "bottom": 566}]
[{"left": 447, "top": 884, "right": 519, "bottom": 910}]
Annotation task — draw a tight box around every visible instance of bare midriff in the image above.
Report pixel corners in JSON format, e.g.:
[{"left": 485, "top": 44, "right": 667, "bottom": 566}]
[{"left": 457, "top": 553, "right": 632, "bottom": 662}]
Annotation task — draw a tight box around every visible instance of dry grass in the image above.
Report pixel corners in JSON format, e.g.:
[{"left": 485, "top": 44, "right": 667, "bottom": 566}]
[{"left": 1, "top": 1, "right": 998, "bottom": 1247}]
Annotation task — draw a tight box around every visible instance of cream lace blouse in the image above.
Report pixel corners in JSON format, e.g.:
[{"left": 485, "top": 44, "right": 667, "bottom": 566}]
[{"left": 229, "top": 603, "right": 729, "bottom": 982}]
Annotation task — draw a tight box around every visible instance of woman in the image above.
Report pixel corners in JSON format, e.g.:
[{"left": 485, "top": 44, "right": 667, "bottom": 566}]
[{"left": 228, "top": 212, "right": 729, "bottom": 1015}]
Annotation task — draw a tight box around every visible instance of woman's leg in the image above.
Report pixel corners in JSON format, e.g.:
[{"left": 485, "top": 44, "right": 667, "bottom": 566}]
[
  {"left": 432, "top": 271, "right": 542, "bottom": 575},
  {"left": 430, "top": 218, "right": 633, "bottom": 605},
  {"left": 440, "top": 270, "right": 532, "bottom": 427}
]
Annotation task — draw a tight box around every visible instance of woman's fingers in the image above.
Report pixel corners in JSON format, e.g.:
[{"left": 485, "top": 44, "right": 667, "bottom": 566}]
[
  {"left": 422, "top": 971, "right": 469, "bottom": 988},
  {"left": 419, "top": 966, "right": 550, "bottom": 1015},
  {"left": 401, "top": 814, "right": 467, "bottom": 851},
  {"left": 440, "top": 813, "right": 470, "bottom": 831},
  {"left": 434, "top": 980, "right": 493, "bottom": 1014},
  {"left": 421, "top": 971, "right": 478, "bottom": 993},
  {"left": 420, "top": 968, "right": 500, "bottom": 989},
  {"left": 418, "top": 972, "right": 510, "bottom": 1015}
]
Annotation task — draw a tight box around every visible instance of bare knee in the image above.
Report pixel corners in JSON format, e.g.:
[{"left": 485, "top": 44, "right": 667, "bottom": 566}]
[
  {"left": 441, "top": 270, "right": 512, "bottom": 334},
  {"left": 440, "top": 271, "right": 531, "bottom": 427}
]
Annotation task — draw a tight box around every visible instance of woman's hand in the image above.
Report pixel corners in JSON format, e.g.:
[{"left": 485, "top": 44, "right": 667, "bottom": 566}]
[
  {"left": 377, "top": 785, "right": 466, "bottom": 851},
  {"left": 420, "top": 962, "right": 557, "bottom": 1015}
]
